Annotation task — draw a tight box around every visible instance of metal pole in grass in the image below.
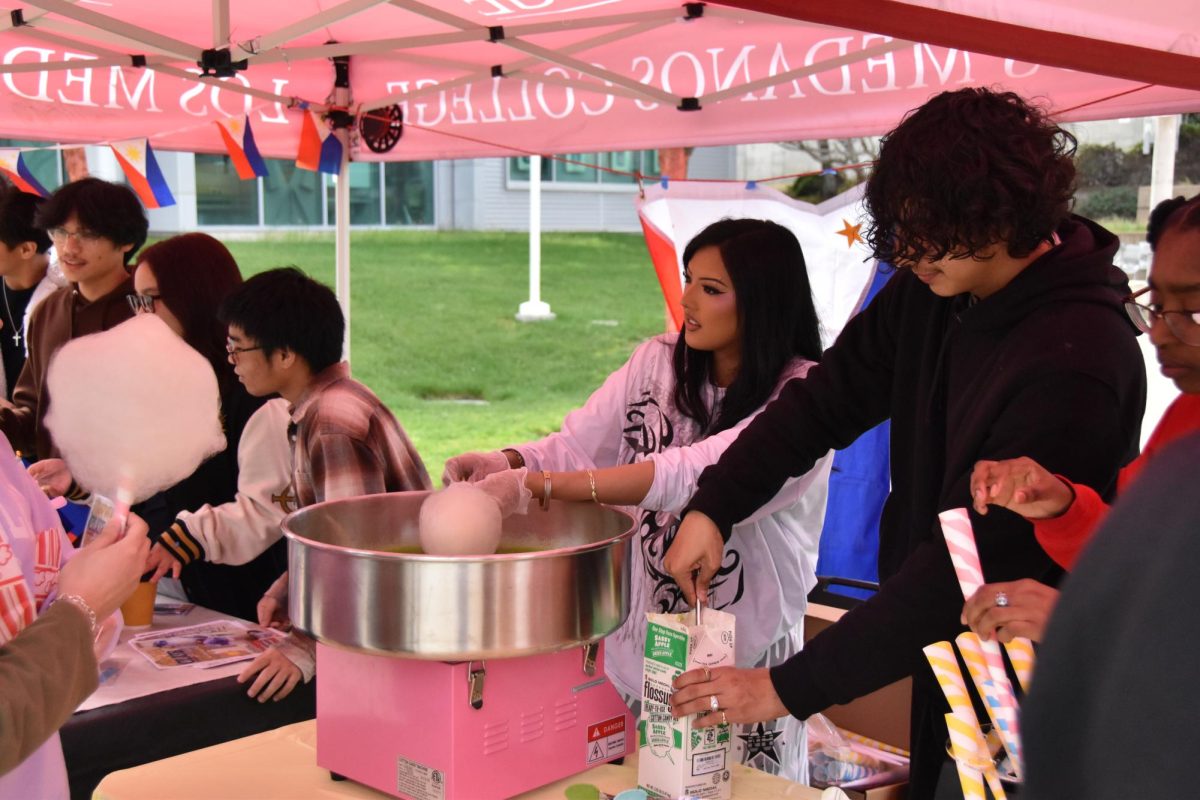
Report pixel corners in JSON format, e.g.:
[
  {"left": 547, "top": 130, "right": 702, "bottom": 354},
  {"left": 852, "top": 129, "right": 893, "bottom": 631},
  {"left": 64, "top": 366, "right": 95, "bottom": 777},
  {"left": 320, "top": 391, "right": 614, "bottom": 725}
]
[{"left": 516, "top": 154, "right": 555, "bottom": 322}]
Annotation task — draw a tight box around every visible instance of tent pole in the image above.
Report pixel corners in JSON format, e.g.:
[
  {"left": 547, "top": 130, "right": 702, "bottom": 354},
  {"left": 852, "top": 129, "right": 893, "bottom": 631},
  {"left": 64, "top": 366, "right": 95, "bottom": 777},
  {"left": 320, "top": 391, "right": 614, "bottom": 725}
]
[
  {"left": 336, "top": 145, "right": 351, "bottom": 365},
  {"left": 516, "top": 154, "right": 554, "bottom": 322},
  {"left": 1149, "top": 115, "right": 1181, "bottom": 214}
]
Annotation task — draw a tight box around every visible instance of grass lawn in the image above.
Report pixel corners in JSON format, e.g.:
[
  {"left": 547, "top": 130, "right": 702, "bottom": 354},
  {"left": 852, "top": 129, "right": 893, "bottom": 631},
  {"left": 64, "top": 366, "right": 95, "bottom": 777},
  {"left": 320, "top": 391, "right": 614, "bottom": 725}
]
[{"left": 221, "top": 231, "right": 666, "bottom": 481}]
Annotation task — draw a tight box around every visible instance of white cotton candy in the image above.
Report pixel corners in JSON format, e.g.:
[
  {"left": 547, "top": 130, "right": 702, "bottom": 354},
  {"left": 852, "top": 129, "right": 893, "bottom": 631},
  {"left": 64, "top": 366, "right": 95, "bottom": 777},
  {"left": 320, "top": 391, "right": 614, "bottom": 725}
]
[
  {"left": 418, "top": 483, "right": 503, "bottom": 556},
  {"left": 44, "top": 314, "right": 226, "bottom": 504}
]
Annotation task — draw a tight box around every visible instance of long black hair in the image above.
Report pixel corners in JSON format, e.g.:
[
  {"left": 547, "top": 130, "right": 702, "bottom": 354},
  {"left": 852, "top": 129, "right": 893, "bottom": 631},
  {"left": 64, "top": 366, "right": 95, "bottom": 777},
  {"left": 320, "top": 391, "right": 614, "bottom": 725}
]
[{"left": 671, "top": 218, "right": 822, "bottom": 434}]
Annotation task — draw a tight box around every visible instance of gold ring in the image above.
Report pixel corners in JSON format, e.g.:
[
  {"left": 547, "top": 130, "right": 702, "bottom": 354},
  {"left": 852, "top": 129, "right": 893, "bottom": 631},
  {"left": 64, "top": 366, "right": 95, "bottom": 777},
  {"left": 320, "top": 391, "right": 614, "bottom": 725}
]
[
  {"left": 720, "top": 710, "right": 728, "bottom": 726},
  {"left": 703, "top": 667, "right": 712, "bottom": 682}
]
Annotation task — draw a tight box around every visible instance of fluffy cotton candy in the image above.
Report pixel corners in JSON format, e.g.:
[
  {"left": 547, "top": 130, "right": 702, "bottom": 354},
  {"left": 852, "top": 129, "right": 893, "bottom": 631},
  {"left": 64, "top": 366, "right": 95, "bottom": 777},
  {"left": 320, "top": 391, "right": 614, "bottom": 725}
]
[
  {"left": 44, "top": 314, "right": 226, "bottom": 503},
  {"left": 418, "top": 483, "right": 503, "bottom": 556}
]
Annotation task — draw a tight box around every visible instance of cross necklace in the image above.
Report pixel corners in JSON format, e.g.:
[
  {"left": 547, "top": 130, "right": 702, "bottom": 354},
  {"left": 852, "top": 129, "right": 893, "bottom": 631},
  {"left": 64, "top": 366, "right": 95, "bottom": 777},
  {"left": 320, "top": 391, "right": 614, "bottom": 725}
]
[{"left": 1, "top": 284, "right": 21, "bottom": 348}]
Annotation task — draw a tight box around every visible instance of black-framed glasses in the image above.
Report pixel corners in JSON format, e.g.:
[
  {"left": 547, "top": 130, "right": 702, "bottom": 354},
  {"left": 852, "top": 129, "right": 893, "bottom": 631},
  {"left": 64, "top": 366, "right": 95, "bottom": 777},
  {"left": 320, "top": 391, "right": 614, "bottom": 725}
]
[
  {"left": 48, "top": 227, "right": 103, "bottom": 245},
  {"left": 1124, "top": 286, "right": 1200, "bottom": 346},
  {"left": 126, "top": 294, "right": 158, "bottom": 315},
  {"left": 225, "top": 339, "right": 264, "bottom": 361}
]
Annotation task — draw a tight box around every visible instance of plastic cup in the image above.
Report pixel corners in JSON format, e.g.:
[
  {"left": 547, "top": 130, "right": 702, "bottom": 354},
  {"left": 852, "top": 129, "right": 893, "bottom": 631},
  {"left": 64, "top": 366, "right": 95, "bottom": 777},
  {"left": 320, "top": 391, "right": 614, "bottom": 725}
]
[{"left": 120, "top": 580, "right": 157, "bottom": 628}]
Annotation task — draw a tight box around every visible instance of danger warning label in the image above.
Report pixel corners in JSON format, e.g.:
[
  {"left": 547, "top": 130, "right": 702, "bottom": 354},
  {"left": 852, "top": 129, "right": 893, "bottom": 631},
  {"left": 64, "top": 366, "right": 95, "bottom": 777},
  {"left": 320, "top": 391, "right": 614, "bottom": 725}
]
[{"left": 586, "top": 715, "right": 627, "bottom": 765}]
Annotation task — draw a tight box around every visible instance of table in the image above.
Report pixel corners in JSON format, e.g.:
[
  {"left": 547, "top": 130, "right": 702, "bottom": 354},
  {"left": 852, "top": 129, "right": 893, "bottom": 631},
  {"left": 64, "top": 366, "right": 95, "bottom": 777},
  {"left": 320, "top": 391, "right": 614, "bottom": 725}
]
[
  {"left": 62, "top": 601, "right": 316, "bottom": 800},
  {"left": 95, "top": 720, "right": 823, "bottom": 800}
]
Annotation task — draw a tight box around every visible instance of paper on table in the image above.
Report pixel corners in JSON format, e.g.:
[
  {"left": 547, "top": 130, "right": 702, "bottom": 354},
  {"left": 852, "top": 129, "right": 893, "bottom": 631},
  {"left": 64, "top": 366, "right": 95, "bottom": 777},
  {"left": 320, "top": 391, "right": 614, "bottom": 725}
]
[{"left": 128, "top": 621, "right": 282, "bottom": 670}]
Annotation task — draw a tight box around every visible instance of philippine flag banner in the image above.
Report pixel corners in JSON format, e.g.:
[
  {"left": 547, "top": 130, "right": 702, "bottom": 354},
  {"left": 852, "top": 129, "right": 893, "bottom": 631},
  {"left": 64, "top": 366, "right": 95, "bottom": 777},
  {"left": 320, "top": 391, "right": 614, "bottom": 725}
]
[
  {"left": 110, "top": 139, "right": 175, "bottom": 208},
  {"left": 215, "top": 116, "right": 268, "bottom": 180},
  {"left": 0, "top": 150, "right": 48, "bottom": 197},
  {"left": 296, "top": 110, "right": 343, "bottom": 175}
]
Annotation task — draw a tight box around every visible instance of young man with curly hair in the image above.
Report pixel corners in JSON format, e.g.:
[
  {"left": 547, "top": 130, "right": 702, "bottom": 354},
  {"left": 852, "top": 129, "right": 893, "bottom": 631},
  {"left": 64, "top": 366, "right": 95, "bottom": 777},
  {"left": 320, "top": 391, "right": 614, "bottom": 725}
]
[{"left": 664, "top": 88, "right": 1146, "bottom": 793}]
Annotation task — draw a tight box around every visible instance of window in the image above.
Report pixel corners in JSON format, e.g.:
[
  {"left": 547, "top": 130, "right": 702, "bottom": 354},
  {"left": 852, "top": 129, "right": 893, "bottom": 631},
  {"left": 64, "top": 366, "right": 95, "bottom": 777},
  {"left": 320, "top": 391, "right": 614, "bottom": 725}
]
[
  {"left": 195, "top": 154, "right": 258, "bottom": 225},
  {"left": 384, "top": 162, "right": 435, "bottom": 225},
  {"left": 508, "top": 150, "right": 659, "bottom": 185}
]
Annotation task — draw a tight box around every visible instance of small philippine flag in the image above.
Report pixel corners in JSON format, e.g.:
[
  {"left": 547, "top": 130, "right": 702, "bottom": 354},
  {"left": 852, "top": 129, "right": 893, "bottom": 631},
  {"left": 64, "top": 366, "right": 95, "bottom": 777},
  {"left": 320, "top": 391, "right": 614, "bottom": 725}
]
[
  {"left": 110, "top": 139, "right": 175, "bottom": 208},
  {"left": 296, "top": 110, "right": 343, "bottom": 175},
  {"left": 0, "top": 150, "right": 49, "bottom": 197},
  {"left": 215, "top": 115, "right": 268, "bottom": 180}
]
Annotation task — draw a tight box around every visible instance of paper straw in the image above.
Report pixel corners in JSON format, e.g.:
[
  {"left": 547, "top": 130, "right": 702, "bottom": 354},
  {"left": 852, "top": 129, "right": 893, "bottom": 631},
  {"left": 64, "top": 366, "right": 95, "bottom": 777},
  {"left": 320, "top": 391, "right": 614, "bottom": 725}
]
[
  {"left": 957, "top": 633, "right": 1023, "bottom": 779},
  {"left": 939, "top": 507, "right": 986, "bottom": 596},
  {"left": 1004, "top": 637, "right": 1036, "bottom": 693},
  {"left": 946, "top": 712, "right": 1006, "bottom": 800},
  {"left": 924, "top": 641, "right": 980, "bottom": 728},
  {"left": 841, "top": 729, "right": 910, "bottom": 758},
  {"left": 944, "top": 713, "right": 988, "bottom": 800}
]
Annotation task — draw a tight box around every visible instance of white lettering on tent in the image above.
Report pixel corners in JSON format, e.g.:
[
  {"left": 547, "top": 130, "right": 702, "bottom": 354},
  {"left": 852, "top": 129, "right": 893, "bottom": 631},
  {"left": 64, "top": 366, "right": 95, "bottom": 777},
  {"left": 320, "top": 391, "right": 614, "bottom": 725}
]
[
  {"left": 806, "top": 37, "right": 854, "bottom": 96},
  {"left": 3, "top": 47, "right": 54, "bottom": 102},
  {"left": 661, "top": 50, "right": 705, "bottom": 98},
  {"left": 908, "top": 44, "right": 973, "bottom": 88},
  {"left": 257, "top": 80, "right": 291, "bottom": 124},
  {"left": 707, "top": 45, "right": 758, "bottom": 101},
  {"left": 860, "top": 34, "right": 898, "bottom": 93},
  {"left": 465, "top": 0, "right": 555, "bottom": 15},
  {"left": 579, "top": 70, "right": 614, "bottom": 116},
  {"left": 632, "top": 56, "right": 657, "bottom": 110},
  {"left": 59, "top": 53, "right": 97, "bottom": 108},
  {"left": 106, "top": 64, "right": 160, "bottom": 112},
  {"left": 537, "top": 67, "right": 575, "bottom": 119},
  {"left": 450, "top": 82, "right": 476, "bottom": 124},
  {"left": 761, "top": 43, "right": 806, "bottom": 100},
  {"left": 478, "top": 76, "right": 505, "bottom": 123},
  {"left": 509, "top": 79, "right": 536, "bottom": 121},
  {"left": 1004, "top": 59, "right": 1039, "bottom": 79},
  {"left": 395, "top": 79, "right": 447, "bottom": 126},
  {"left": 179, "top": 69, "right": 207, "bottom": 116},
  {"left": 206, "top": 74, "right": 255, "bottom": 117}
]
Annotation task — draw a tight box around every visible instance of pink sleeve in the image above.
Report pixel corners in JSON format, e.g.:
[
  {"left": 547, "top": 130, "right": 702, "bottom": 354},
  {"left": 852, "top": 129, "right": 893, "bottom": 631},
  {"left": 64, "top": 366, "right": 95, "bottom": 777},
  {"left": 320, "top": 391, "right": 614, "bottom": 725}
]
[{"left": 1032, "top": 480, "right": 1109, "bottom": 570}]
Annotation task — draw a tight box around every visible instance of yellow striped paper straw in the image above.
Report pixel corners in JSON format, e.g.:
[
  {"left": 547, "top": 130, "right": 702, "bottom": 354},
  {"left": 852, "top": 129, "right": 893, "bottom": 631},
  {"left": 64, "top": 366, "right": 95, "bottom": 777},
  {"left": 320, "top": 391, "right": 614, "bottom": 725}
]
[
  {"left": 945, "top": 712, "right": 989, "bottom": 800},
  {"left": 924, "top": 641, "right": 980, "bottom": 727},
  {"left": 841, "top": 730, "right": 910, "bottom": 759},
  {"left": 1004, "top": 637, "right": 1035, "bottom": 693},
  {"left": 957, "top": 633, "right": 1022, "bottom": 780}
]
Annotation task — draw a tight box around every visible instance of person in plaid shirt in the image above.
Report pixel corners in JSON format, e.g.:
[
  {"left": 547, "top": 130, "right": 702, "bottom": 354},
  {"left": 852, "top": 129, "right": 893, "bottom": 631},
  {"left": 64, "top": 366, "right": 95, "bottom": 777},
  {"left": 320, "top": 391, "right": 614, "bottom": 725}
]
[{"left": 219, "top": 267, "right": 430, "bottom": 701}]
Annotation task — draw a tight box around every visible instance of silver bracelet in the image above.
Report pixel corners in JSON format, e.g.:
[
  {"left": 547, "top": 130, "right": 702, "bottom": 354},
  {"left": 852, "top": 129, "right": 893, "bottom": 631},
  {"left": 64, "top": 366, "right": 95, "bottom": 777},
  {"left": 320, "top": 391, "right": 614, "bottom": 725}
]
[{"left": 56, "top": 594, "right": 97, "bottom": 635}]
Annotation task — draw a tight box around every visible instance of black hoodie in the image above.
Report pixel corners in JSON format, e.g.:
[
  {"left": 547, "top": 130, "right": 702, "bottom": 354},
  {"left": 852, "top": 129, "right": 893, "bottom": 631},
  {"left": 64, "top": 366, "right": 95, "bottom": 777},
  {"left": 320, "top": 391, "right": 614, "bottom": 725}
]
[{"left": 686, "top": 216, "right": 1147, "bottom": 794}]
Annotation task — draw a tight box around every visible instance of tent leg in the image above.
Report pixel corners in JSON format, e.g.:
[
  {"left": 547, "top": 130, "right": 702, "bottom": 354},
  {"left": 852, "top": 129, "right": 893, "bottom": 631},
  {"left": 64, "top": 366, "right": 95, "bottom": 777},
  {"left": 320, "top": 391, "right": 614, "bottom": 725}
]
[{"left": 517, "top": 154, "right": 555, "bottom": 322}]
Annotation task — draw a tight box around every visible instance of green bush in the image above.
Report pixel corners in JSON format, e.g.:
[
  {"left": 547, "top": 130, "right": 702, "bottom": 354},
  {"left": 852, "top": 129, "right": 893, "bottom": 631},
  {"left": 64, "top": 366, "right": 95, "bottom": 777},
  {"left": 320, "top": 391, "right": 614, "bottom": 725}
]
[{"left": 1077, "top": 186, "right": 1138, "bottom": 219}]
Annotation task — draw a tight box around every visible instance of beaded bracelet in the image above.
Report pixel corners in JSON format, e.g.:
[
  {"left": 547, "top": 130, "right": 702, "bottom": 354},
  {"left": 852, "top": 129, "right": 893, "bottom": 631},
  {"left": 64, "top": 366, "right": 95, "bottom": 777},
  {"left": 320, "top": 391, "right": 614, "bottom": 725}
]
[
  {"left": 586, "top": 469, "right": 599, "bottom": 503},
  {"left": 56, "top": 594, "right": 97, "bottom": 635},
  {"left": 540, "top": 470, "right": 552, "bottom": 511}
]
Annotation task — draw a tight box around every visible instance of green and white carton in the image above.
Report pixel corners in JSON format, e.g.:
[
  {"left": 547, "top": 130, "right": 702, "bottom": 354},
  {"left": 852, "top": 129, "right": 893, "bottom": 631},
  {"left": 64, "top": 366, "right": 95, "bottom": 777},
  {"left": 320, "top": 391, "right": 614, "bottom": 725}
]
[{"left": 637, "top": 607, "right": 735, "bottom": 799}]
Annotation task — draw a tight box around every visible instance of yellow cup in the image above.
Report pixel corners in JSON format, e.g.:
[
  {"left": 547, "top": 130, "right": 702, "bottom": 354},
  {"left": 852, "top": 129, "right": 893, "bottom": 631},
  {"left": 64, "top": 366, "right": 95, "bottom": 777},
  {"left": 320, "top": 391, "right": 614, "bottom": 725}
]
[{"left": 120, "top": 580, "right": 157, "bottom": 628}]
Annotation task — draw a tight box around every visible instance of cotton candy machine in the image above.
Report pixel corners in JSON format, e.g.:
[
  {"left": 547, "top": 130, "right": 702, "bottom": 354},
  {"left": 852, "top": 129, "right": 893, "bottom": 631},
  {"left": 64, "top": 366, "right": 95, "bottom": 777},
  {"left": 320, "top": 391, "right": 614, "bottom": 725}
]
[{"left": 282, "top": 491, "right": 636, "bottom": 800}]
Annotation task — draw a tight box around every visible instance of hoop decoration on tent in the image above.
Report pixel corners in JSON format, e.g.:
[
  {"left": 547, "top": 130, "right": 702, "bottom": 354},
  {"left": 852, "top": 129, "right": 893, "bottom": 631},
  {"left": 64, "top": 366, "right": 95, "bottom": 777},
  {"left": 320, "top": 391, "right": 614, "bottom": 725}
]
[{"left": 359, "top": 105, "right": 403, "bottom": 154}]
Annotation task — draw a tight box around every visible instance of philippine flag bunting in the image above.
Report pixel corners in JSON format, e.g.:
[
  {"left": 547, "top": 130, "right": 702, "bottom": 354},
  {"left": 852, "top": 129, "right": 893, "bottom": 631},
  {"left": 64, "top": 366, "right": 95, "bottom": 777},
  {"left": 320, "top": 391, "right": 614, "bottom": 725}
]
[
  {"left": 0, "top": 150, "right": 49, "bottom": 197},
  {"left": 296, "top": 110, "right": 343, "bottom": 175},
  {"left": 215, "top": 115, "right": 269, "bottom": 180},
  {"left": 110, "top": 138, "right": 175, "bottom": 208}
]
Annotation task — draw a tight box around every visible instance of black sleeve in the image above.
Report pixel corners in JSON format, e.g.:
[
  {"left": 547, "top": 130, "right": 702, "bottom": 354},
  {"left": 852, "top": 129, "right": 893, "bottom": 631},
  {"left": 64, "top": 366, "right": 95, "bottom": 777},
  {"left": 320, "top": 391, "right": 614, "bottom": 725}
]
[
  {"left": 686, "top": 274, "right": 901, "bottom": 539},
  {"left": 769, "top": 370, "right": 1131, "bottom": 717}
]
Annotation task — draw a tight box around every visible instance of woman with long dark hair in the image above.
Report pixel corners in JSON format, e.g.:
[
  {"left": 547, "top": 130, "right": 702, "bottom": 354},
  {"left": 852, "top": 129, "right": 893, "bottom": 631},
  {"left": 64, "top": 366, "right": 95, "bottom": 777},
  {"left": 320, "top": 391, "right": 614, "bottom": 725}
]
[{"left": 444, "top": 218, "right": 831, "bottom": 781}]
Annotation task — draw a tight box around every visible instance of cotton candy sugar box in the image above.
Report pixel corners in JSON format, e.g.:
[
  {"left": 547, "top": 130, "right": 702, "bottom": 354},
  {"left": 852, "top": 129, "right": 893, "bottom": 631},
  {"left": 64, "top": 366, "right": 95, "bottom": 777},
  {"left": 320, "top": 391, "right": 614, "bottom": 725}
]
[
  {"left": 638, "top": 607, "right": 735, "bottom": 800},
  {"left": 44, "top": 314, "right": 226, "bottom": 509}
]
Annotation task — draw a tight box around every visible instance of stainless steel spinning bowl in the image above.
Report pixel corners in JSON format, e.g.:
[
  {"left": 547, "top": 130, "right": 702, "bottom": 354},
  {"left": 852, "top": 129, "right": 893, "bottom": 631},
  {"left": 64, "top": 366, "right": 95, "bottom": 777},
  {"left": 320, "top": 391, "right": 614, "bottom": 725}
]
[{"left": 282, "top": 491, "right": 635, "bottom": 661}]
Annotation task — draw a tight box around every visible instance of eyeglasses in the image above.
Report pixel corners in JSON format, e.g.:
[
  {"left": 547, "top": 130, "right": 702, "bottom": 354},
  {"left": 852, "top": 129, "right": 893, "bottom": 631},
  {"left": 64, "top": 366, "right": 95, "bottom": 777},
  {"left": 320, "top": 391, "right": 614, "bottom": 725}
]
[
  {"left": 1124, "top": 286, "right": 1200, "bottom": 346},
  {"left": 48, "top": 227, "right": 103, "bottom": 245},
  {"left": 126, "top": 294, "right": 158, "bottom": 315},
  {"left": 225, "top": 339, "right": 264, "bottom": 362}
]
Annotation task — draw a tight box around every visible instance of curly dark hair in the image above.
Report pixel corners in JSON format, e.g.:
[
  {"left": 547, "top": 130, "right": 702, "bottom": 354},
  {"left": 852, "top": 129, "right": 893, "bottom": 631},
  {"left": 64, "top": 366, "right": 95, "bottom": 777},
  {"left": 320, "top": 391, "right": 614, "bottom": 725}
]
[
  {"left": 864, "top": 88, "right": 1077, "bottom": 267},
  {"left": 1147, "top": 194, "right": 1200, "bottom": 250}
]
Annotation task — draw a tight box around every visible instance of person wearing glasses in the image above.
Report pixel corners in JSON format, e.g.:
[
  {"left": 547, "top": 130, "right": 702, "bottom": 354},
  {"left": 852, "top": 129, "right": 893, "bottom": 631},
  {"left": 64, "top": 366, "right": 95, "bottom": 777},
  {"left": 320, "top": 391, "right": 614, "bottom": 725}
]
[
  {"left": 219, "top": 267, "right": 431, "bottom": 702},
  {"left": 0, "top": 186, "right": 65, "bottom": 402},
  {"left": 0, "top": 178, "right": 145, "bottom": 461},
  {"left": 962, "top": 193, "right": 1200, "bottom": 644},
  {"left": 663, "top": 89, "right": 1146, "bottom": 795}
]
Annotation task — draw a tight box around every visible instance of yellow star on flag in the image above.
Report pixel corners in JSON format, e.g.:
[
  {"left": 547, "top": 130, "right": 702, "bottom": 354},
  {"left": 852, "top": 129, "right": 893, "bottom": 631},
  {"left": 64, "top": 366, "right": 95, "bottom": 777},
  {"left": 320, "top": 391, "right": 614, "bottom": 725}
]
[{"left": 836, "top": 219, "right": 863, "bottom": 248}]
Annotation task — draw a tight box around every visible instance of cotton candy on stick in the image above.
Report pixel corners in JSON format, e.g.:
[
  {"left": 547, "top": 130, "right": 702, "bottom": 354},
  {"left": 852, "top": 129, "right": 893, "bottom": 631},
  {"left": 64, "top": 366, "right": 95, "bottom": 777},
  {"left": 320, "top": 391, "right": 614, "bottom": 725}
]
[{"left": 44, "top": 315, "right": 225, "bottom": 526}]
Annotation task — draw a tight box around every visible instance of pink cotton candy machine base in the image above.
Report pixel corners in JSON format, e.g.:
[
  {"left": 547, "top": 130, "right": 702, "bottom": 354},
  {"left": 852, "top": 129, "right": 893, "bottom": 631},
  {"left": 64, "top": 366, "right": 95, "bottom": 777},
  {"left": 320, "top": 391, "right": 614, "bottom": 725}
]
[{"left": 282, "top": 491, "right": 636, "bottom": 800}]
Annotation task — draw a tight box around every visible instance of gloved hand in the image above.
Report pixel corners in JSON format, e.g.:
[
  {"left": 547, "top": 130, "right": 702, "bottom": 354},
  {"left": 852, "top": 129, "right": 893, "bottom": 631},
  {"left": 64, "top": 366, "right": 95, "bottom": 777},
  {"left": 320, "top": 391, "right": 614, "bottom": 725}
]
[
  {"left": 442, "top": 450, "right": 512, "bottom": 485},
  {"left": 475, "top": 467, "right": 533, "bottom": 517}
]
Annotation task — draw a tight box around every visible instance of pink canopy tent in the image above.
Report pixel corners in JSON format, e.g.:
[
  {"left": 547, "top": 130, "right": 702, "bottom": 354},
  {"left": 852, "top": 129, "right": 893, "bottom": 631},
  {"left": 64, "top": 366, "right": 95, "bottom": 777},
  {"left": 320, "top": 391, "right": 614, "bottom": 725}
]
[{"left": 0, "top": 0, "right": 1195, "bottom": 163}]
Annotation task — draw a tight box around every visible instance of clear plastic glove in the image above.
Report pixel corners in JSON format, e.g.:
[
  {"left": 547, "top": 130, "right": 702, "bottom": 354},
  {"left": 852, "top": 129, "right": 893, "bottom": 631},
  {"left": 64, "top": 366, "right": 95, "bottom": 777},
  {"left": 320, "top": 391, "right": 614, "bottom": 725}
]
[
  {"left": 58, "top": 513, "right": 150, "bottom": 621},
  {"left": 474, "top": 467, "right": 532, "bottom": 517},
  {"left": 27, "top": 457, "right": 72, "bottom": 498},
  {"left": 442, "top": 450, "right": 511, "bottom": 485}
]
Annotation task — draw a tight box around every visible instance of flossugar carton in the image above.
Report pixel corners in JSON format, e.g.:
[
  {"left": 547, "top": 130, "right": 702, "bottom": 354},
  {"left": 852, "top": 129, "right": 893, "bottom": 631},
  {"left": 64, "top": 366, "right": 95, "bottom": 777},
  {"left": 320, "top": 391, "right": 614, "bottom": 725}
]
[{"left": 638, "top": 607, "right": 735, "bottom": 799}]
